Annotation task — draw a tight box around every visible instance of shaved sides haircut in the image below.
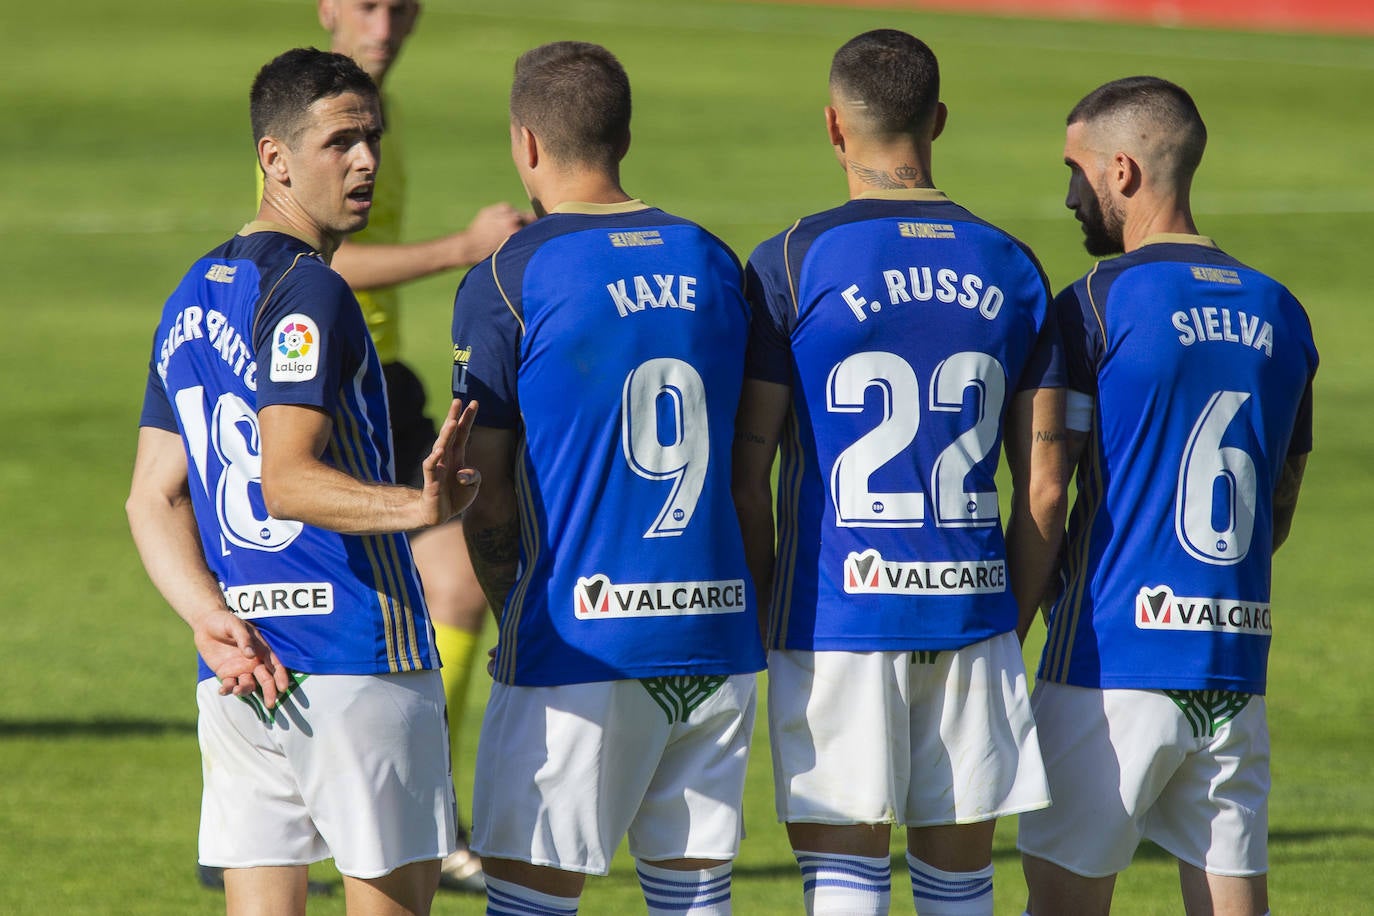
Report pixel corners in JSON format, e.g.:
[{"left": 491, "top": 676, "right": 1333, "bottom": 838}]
[
  {"left": 830, "top": 29, "right": 940, "bottom": 139},
  {"left": 1068, "top": 76, "right": 1207, "bottom": 186},
  {"left": 250, "top": 47, "right": 378, "bottom": 146},
  {"left": 511, "top": 41, "right": 631, "bottom": 170}
]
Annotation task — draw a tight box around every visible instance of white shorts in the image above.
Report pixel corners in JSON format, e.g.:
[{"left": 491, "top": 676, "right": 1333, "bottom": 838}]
[
  {"left": 197, "top": 671, "right": 457, "bottom": 879},
  {"left": 768, "top": 632, "right": 1049, "bottom": 827},
  {"left": 470, "top": 674, "right": 758, "bottom": 875},
  {"left": 1017, "top": 681, "right": 1269, "bottom": 878}
]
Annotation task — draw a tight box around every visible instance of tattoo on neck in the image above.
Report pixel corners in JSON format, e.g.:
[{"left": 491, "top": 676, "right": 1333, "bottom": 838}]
[{"left": 849, "top": 160, "right": 910, "bottom": 190}]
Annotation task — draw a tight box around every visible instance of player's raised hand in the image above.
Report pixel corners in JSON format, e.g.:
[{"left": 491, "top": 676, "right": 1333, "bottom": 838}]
[
  {"left": 191, "top": 610, "right": 292, "bottom": 706},
  {"left": 421, "top": 398, "right": 481, "bottom": 526},
  {"left": 460, "top": 203, "right": 529, "bottom": 263}
]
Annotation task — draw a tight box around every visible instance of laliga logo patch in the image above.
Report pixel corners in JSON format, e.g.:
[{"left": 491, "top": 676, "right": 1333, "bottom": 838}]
[
  {"left": 270, "top": 313, "right": 320, "bottom": 382},
  {"left": 1137, "top": 585, "right": 1174, "bottom": 626},
  {"left": 845, "top": 549, "right": 882, "bottom": 590},
  {"left": 575, "top": 575, "right": 612, "bottom": 615}
]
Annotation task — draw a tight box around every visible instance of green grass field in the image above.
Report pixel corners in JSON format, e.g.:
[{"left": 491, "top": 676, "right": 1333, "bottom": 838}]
[{"left": 2, "top": 1, "right": 1371, "bottom": 912}]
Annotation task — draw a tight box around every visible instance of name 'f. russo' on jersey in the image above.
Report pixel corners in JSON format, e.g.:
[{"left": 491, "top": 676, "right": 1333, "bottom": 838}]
[
  {"left": 140, "top": 224, "right": 435, "bottom": 679},
  {"left": 451, "top": 201, "right": 766, "bottom": 687},
  {"left": 1039, "top": 236, "right": 1317, "bottom": 695},
  {"left": 746, "top": 189, "right": 1064, "bottom": 651}
]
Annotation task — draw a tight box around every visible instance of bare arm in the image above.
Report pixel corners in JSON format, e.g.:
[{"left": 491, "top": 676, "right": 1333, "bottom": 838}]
[
  {"left": 126, "top": 426, "right": 291, "bottom": 704},
  {"left": 732, "top": 379, "right": 791, "bottom": 638},
  {"left": 1272, "top": 452, "right": 1307, "bottom": 553},
  {"left": 329, "top": 203, "right": 527, "bottom": 290},
  {"left": 461, "top": 425, "right": 522, "bottom": 618},
  {"left": 1005, "top": 387, "right": 1072, "bottom": 643},
  {"left": 257, "top": 399, "right": 479, "bottom": 535}
]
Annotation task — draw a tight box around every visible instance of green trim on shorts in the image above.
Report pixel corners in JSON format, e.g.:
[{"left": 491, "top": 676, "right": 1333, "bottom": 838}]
[
  {"left": 1163, "top": 688, "right": 1252, "bottom": 739},
  {"left": 639, "top": 675, "right": 727, "bottom": 724},
  {"left": 238, "top": 673, "right": 310, "bottom": 725}
]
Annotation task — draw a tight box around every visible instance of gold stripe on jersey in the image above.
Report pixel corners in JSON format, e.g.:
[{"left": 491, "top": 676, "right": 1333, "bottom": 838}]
[
  {"left": 328, "top": 395, "right": 423, "bottom": 672},
  {"left": 251, "top": 250, "right": 318, "bottom": 343},
  {"left": 1083, "top": 261, "right": 1108, "bottom": 344},
  {"left": 490, "top": 238, "right": 526, "bottom": 336},
  {"left": 768, "top": 404, "right": 806, "bottom": 648},
  {"left": 1041, "top": 428, "right": 1105, "bottom": 683},
  {"left": 782, "top": 220, "right": 804, "bottom": 317},
  {"left": 494, "top": 434, "right": 542, "bottom": 685}
]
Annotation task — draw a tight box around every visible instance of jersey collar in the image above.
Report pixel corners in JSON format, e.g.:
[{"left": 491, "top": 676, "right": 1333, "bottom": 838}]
[
  {"left": 852, "top": 188, "right": 950, "bottom": 203},
  {"left": 238, "top": 220, "right": 322, "bottom": 251},
  {"left": 1140, "top": 232, "right": 1219, "bottom": 249},
  {"left": 550, "top": 199, "right": 650, "bottom": 215}
]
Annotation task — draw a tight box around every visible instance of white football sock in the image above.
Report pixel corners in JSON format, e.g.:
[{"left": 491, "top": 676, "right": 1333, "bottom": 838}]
[
  {"left": 795, "top": 850, "right": 892, "bottom": 915},
  {"left": 484, "top": 875, "right": 580, "bottom": 916},
  {"left": 636, "top": 859, "right": 733, "bottom": 915},
  {"left": 906, "top": 852, "right": 993, "bottom": 915}
]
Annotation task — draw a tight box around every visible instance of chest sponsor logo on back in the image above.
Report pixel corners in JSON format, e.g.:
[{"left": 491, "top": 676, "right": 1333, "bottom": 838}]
[
  {"left": 842, "top": 549, "right": 1005, "bottom": 594},
  {"left": 1135, "top": 585, "right": 1271, "bottom": 635},
  {"left": 574, "top": 574, "right": 746, "bottom": 619}
]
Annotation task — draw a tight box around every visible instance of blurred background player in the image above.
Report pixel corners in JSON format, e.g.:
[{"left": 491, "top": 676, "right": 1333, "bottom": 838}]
[
  {"left": 128, "top": 47, "right": 481, "bottom": 915},
  {"left": 229, "top": 0, "right": 526, "bottom": 893},
  {"left": 1018, "top": 76, "right": 1318, "bottom": 916},
  {"left": 732, "top": 29, "right": 1067, "bottom": 916},
  {"left": 452, "top": 41, "right": 766, "bottom": 916}
]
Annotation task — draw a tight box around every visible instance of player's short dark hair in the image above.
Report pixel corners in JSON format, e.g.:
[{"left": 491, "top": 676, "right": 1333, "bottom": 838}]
[
  {"left": 250, "top": 47, "right": 378, "bottom": 146},
  {"left": 510, "top": 41, "right": 631, "bottom": 170},
  {"left": 829, "top": 29, "right": 940, "bottom": 139},
  {"left": 1068, "top": 76, "right": 1207, "bottom": 178}
]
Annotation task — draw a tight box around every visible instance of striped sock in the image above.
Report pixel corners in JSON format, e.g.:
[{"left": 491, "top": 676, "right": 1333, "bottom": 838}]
[
  {"left": 636, "top": 860, "right": 732, "bottom": 915},
  {"left": 795, "top": 850, "right": 891, "bottom": 915},
  {"left": 484, "top": 875, "right": 580, "bottom": 916},
  {"left": 906, "top": 853, "right": 993, "bottom": 915}
]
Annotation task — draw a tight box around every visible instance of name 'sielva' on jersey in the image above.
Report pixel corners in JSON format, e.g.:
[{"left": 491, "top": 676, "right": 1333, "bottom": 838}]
[
  {"left": 1172, "top": 306, "right": 1274, "bottom": 356},
  {"left": 839, "top": 264, "right": 1007, "bottom": 324},
  {"left": 156, "top": 303, "right": 258, "bottom": 389}
]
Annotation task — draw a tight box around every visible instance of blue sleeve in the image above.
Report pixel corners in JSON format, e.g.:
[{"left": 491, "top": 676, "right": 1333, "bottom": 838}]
[
  {"left": 252, "top": 265, "right": 362, "bottom": 414},
  {"left": 743, "top": 230, "right": 796, "bottom": 386},
  {"left": 1054, "top": 279, "right": 1103, "bottom": 398},
  {"left": 138, "top": 357, "right": 177, "bottom": 432},
  {"left": 451, "top": 256, "right": 522, "bottom": 429}
]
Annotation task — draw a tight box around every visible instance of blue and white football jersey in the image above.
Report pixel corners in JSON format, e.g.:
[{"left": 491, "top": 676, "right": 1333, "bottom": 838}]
[
  {"left": 451, "top": 201, "right": 766, "bottom": 687},
  {"left": 1038, "top": 235, "right": 1318, "bottom": 694},
  {"left": 746, "top": 189, "right": 1063, "bottom": 651},
  {"left": 140, "top": 223, "right": 436, "bottom": 679}
]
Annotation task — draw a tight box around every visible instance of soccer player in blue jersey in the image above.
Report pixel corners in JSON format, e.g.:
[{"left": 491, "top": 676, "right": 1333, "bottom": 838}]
[
  {"left": 732, "top": 29, "right": 1068, "bottom": 916},
  {"left": 126, "top": 48, "right": 480, "bottom": 916},
  {"left": 1017, "top": 77, "right": 1317, "bottom": 916},
  {"left": 308, "top": 4, "right": 524, "bottom": 892},
  {"left": 451, "top": 41, "right": 766, "bottom": 916}
]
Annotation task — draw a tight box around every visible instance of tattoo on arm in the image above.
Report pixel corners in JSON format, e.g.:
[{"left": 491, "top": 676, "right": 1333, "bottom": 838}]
[
  {"left": 735, "top": 429, "right": 768, "bottom": 446},
  {"left": 466, "top": 518, "right": 521, "bottom": 615},
  {"left": 1035, "top": 429, "right": 1068, "bottom": 443}
]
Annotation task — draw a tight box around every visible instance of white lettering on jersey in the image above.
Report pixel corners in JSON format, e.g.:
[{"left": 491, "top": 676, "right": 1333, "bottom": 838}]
[
  {"left": 841, "top": 549, "right": 1006, "bottom": 595},
  {"left": 606, "top": 275, "right": 698, "bottom": 317},
  {"left": 1171, "top": 308, "right": 1274, "bottom": 357},
  {"left": 841, "top": 267, "right": 1004, "bottom": 323},
  {"left": 573, "top": 574, "right": 746, "bottom": 619},
  {"left": 224, "top": 582, "right": 335, "bottom": 618},
  {"left": 1135, "top": 585, "right": 1271, "bottom": 636},
  {"left": 205, "top": 264, "right": 237, "bottom": 284},
  {"left": 158, "top": 306, "right": 259, "bottom": 391},
  {"left": 269, "top": 313, "right": 321, "bottom": 382}
]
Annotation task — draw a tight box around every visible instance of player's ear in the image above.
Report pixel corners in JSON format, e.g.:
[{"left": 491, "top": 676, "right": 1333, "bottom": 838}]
[
  {"left": 614, "top": 129, "right": 631, "bottom": 164},
  {"left": 931, "top": 101, "right": 948, "bottom": 142},
  {"left": 517, "top": 125, "right": 539, "bottom": 171},
  {"left": 824, "top": 105, "right": 844, "bottom": 152},
  {"left": 259, "top": 136, "right": 290, "bottom": 185},
  {"left": 1110, "top": 150, "right": 1142, "bottom": 197},
  {"left": 317, "top": 0, "right": 336, "bottom": 32}
]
